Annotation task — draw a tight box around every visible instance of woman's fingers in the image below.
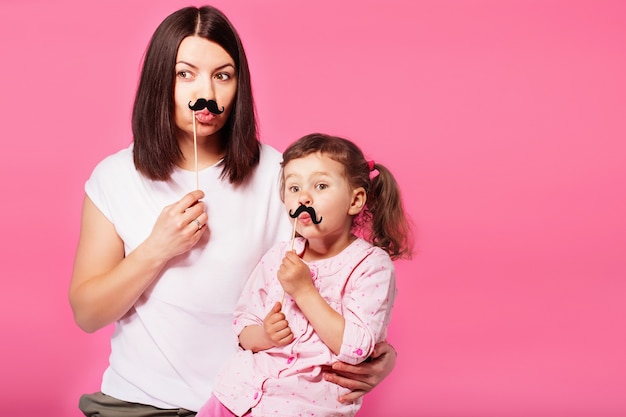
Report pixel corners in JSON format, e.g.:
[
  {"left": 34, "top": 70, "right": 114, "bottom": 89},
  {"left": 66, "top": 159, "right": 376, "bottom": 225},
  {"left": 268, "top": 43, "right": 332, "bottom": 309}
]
[{"left": 177, "top": 190, "right": 205, "bottom": 212}]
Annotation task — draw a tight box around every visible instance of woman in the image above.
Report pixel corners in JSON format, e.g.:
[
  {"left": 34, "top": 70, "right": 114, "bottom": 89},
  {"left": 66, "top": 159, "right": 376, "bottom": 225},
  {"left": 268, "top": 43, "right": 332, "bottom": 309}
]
[{"left": 70, "top": 5, "right": 396, "bottom": 416}]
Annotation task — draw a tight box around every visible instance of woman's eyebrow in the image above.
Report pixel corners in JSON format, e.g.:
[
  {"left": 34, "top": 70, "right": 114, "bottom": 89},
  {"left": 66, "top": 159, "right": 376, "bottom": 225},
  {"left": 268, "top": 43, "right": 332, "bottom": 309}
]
[
  {"left": 175, "top": 61, "right": 235, "bottom": 72},
  {"left": 175, "top": 60, "right": 198, "bottom": 69},
  {"left": 213, "top": 63, "right": 236, "bottom": 72}
]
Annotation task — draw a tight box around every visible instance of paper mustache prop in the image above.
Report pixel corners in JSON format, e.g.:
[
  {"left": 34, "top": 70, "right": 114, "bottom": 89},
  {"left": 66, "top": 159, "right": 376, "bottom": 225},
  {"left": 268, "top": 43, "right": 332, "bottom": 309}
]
[
  {"left": 188, "top": 98, "right": 225, "bottom": 114},
  {"left": 289, "top": 204, "right": 323, "bottom": 224}
]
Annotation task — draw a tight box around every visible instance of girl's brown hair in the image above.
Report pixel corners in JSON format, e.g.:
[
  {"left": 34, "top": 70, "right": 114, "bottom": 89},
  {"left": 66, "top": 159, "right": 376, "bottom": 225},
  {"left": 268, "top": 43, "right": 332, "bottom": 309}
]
[
  {"left": 132, "top": 6, "right": 259, "bottom": 184},
  {"left": 281, "top": 133, "right": 413, "bottom": 260}
]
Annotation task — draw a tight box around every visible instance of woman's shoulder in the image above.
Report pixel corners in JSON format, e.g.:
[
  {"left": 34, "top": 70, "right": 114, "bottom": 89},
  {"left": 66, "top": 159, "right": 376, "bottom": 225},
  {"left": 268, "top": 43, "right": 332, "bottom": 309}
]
[
  {"left": 91, "top": 144, "right": 135, "bottom": 176},
  {"left": 258, "top": 143, "right": 283, "bottom": 166},
  {"left": 87, "top": 144, "right": 140, "bottom": 192},
  {"left": 247, "top": 143, "right": 282, "bottom": 185}
]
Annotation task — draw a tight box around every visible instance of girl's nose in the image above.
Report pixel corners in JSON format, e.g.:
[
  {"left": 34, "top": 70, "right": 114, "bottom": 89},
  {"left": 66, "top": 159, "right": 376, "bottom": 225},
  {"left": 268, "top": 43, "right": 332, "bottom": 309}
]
[{"left": 298, "top": 192, "right": 311, "bottom": 206}]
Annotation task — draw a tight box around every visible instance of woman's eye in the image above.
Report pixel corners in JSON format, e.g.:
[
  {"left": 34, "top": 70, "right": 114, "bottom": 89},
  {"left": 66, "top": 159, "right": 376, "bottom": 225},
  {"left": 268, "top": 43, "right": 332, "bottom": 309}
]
[
  {"left": 215, "top": 72, "right": 232, "bottom": 81},
  {"left": 177, "top": 70, "right": 191, "bottom": 79}
]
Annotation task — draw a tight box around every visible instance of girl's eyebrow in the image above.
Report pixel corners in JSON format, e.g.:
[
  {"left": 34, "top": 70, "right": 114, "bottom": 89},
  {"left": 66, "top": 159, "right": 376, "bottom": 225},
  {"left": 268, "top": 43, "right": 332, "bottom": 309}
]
[{"left": 284, "top": 171, "right": 332, "bottom": 182}]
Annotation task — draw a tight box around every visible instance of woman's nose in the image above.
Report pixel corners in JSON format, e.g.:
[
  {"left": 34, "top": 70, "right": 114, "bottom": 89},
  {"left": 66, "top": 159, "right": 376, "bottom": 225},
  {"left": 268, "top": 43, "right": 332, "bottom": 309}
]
[{"left": 197, "top": 74, "right": 215, "bottom": 99}]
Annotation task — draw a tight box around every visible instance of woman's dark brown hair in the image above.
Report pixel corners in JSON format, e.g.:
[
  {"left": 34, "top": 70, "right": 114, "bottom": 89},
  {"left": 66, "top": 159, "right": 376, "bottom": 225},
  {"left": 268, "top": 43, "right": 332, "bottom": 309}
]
[
  {"left": 132, "top": 6, "right": 259, "bottom": 184},
  {"left": 281, "top": 133, "right": 413, "bottom": 260}
]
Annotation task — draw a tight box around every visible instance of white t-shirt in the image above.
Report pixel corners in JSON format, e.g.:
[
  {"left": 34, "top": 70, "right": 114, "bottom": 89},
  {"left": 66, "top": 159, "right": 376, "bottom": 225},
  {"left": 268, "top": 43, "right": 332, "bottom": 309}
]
[{"left": 85, "top": 143, "right": 291, "bottom": 411}]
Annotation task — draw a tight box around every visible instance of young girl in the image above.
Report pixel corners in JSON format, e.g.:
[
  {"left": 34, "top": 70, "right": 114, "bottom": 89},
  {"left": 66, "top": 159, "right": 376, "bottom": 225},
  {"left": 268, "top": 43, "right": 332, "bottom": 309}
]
[{"left": 199, "top": 133, "right": 413, "bottom": 417}]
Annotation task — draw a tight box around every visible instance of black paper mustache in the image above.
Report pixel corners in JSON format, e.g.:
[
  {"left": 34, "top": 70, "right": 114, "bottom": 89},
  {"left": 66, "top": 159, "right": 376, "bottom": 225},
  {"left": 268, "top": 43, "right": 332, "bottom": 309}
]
[
  {"left": 188, "top": 98, "right": 225, "bottom": 114},
  {"left": 289, "top": 204, "right": 323, "bottom": 224}
]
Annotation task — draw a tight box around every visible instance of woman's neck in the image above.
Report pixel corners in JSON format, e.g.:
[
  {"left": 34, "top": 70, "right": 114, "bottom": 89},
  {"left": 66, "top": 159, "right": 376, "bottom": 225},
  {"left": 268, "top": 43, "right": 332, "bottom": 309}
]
[{"left": 177, "top": 132, "right": 224, "bottom": 171}]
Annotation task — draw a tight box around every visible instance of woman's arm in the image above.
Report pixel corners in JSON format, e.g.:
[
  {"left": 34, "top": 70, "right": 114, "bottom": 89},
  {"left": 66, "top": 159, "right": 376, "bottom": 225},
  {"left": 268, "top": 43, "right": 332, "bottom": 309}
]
[
  {"left": 69, "top": 191, "right": 207, "bottom": 332},
  {"left": 324, "top": 341, "right": 397, "bottom": 403}
]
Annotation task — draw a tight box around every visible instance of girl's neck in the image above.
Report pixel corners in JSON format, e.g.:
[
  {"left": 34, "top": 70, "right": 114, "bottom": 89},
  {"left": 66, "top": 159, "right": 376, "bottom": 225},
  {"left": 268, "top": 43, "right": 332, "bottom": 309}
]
[{"left": 301, "top": 233, "right": 357, "bottom": 262}]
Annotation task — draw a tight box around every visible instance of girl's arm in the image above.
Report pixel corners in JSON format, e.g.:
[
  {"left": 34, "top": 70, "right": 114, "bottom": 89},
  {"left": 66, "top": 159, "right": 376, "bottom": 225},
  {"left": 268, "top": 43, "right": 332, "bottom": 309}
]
[
  {"left": 325, "top": 341, "right": 397, "bottom": 403},
  {"left": 238, "top": 325, "right": 273, "bottom": 352},
  {"left": 239, "top": 302, "right": 294, "bottom": 352},
  {"left": 235, "top": 246, "right": 295, "bottom": 352},
  {"left": 278, "top": 251, "right": 345, "bottom": 354},
  {"left": 277, "top": 246, "right": 398, "bottom": 402},
  {"left": 69, "top": 191, "right": 207, "bottom": 332},
  {"left": 323, "top": 250, "right": 398, "bottom": 402},
  {"left": 293, "top": 288, "right": 345, "bottom": 354}
]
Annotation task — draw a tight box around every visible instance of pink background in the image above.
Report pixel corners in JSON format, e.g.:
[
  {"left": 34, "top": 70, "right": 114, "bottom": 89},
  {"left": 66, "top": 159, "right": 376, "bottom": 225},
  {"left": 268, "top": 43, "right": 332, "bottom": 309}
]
[{"left": 1, "top": 1, "right": 625, "bottom": 416}]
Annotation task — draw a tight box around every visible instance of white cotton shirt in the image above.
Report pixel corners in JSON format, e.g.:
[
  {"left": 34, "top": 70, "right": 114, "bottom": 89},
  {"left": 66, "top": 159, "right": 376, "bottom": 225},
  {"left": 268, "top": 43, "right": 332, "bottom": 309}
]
[{"left": 84, "top": 143, "right": 291, "bottom": 411}]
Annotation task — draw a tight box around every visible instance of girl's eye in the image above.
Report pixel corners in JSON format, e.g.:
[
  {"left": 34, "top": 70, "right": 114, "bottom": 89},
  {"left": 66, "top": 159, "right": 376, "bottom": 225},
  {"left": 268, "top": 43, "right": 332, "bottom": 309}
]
[
  {"left": 288, "top": 185, "right": 300, "bottom": 193},
  {"left": 316, "top": 183, "right": 328, "bottom": 190}
]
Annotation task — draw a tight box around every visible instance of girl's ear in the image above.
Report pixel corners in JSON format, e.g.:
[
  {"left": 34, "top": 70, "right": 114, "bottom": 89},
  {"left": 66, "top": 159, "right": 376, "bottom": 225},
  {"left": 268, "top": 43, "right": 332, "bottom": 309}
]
[{"left": 348, "top": 187, "right": 366, "bottom": 215}]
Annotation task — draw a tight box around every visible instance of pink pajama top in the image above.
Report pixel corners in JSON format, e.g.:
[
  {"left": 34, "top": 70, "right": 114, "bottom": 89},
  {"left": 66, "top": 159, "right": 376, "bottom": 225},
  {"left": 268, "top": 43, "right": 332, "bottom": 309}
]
[{"left": 212, "top": 237, "right": 397, "bottom": 417}]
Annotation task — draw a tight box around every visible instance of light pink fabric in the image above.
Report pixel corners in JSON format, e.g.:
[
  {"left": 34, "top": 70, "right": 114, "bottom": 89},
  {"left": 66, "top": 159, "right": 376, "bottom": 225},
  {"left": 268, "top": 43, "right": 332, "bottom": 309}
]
[
  {"left": 197, "top": 394, "right": 241, "bottom": 417},
  {"left": 211, "top": 238, "right": 397, "bottom": 417}
]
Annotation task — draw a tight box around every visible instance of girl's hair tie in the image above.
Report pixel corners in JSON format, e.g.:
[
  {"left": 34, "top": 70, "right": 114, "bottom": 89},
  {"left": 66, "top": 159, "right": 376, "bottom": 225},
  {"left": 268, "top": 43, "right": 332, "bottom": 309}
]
[{"left": 367, "top": 159, "right": 379, "bottom": 180}]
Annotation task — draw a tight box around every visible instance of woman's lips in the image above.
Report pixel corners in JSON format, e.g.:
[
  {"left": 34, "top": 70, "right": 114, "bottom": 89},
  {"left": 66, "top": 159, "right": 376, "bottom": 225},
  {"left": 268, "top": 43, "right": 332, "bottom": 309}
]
[{"left": 195, "top": 110, "right": 215, "bottom": 123}]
